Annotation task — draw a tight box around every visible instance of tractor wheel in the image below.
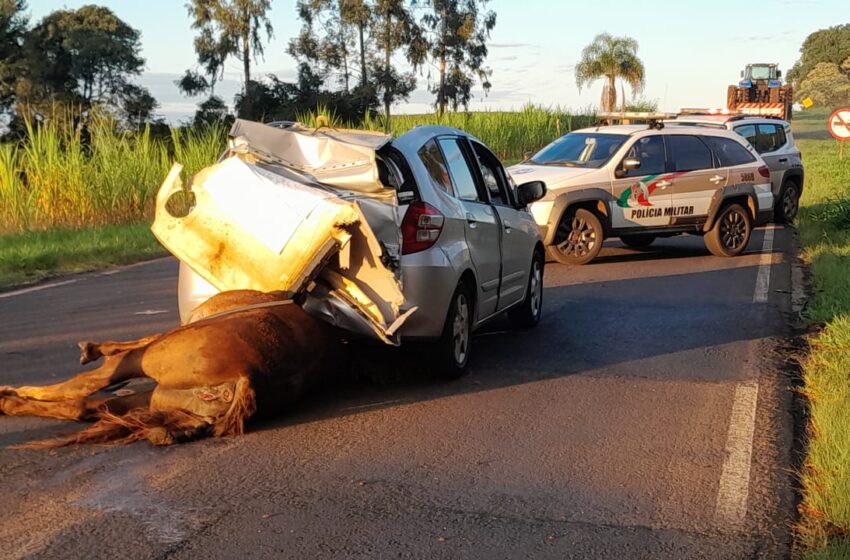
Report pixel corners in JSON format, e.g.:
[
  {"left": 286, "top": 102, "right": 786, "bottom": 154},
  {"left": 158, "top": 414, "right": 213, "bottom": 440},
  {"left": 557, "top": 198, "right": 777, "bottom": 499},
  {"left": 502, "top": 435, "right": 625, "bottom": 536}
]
[{"left": 727, "top": 85, "right": 738, "bottom": 110}]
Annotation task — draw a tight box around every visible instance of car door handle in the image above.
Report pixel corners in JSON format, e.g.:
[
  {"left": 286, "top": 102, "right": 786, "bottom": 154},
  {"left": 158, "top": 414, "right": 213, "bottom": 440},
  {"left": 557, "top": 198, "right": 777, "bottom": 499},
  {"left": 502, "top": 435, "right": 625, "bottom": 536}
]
[
  {"left": 656, "top": 180, "right": 672, "bottom": 189},
  {"left": 709, "top": 175, "right": 725, "bottom": 184},
  {"left": 503, "top": 220, "right": 511, "bottom": 232},
  {"left": 466, "top": 212, "right": 477, "bottom": 228},
  {"left": 778, "top": 158, "right": 788, "bottom": 163}
]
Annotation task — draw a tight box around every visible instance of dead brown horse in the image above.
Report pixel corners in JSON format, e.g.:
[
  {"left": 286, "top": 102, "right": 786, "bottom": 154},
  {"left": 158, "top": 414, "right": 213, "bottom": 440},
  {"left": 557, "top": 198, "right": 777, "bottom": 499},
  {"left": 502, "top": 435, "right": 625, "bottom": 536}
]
[{"left": 0, "top": 290, "right": 341, "bottom": 447}]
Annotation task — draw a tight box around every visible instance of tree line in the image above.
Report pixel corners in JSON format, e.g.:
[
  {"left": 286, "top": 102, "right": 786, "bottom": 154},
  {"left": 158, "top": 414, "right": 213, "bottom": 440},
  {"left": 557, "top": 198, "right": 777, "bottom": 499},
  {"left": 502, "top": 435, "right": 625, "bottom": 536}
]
[{"left": 0, "top": 0, "right": 497, "bottom": 134}]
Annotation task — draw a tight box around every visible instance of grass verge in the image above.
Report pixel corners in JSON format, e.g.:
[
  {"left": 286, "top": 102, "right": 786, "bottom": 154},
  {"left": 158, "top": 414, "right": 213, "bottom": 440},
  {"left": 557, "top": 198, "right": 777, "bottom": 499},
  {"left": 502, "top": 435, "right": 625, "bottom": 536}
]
[
  {"left": 793, "top": 109, "right": 850, "bottom": 557},
  {"left": 0, "top": 222, "right": 167, "bottom": 290}
]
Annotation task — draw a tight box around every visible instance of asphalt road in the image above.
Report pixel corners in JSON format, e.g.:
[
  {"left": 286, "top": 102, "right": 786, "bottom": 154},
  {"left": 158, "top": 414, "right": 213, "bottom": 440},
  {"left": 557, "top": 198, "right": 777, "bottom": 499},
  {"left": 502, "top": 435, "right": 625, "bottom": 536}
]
[{"left": 0, "top": 227, "right": 798, "bottom": 559}]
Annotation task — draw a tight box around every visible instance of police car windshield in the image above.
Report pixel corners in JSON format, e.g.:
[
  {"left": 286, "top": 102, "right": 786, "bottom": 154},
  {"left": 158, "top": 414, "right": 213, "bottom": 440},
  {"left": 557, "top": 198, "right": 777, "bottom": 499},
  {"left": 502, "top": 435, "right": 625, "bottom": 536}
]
[{"left": 530, "top": 133, "right": 628, "bottom": 168}]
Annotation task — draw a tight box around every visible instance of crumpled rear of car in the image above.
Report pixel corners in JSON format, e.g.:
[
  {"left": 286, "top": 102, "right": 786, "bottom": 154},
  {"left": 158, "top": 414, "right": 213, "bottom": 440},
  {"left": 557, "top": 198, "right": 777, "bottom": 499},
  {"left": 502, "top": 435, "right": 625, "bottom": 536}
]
[{"left": 152, "top": 119, "right": 414, "bottom": 345}]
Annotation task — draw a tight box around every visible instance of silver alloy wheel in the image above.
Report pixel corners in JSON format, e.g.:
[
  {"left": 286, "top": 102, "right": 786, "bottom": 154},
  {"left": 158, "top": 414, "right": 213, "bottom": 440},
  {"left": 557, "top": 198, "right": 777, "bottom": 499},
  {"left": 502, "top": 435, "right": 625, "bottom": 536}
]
[
  {"left": 529, "top": 259, "right": 542, "bottom": 319},
  {"left": 720, "top": 208, "right": 747, "bottom": 250},
  {"left": 558, "top": 215, "right": 597, "bottom": 257},
  {"left": 452, "top": 292, "right": 470, "bottom": 365},
  {"left": 782, "top": 184, "right": 799, "bottom": 220}
]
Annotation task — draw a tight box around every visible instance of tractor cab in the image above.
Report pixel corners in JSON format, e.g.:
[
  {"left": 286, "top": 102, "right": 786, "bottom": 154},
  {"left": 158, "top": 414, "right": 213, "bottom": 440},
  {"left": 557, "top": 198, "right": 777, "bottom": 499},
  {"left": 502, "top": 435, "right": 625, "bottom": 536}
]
[{"left": 740, "top": 64, "right": 783, "bottom": 88}]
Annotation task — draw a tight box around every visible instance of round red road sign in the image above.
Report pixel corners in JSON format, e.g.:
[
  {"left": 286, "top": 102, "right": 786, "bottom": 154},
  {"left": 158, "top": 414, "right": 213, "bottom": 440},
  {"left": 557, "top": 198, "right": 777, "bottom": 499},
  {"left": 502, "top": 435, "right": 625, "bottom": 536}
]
[{"left": 828, "top": 108, "right": 850, "bottom": 141}]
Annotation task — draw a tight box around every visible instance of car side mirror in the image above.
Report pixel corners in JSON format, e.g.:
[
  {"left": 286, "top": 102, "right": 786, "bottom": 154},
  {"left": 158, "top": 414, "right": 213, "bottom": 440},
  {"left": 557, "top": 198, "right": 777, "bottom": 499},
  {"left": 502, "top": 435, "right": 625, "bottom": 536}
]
[
  {"left": 516, "top": 180, "right": 546, "bottom": 207},
  {"left": 615, "top": 158, "right": 640, "bottom": 178}
]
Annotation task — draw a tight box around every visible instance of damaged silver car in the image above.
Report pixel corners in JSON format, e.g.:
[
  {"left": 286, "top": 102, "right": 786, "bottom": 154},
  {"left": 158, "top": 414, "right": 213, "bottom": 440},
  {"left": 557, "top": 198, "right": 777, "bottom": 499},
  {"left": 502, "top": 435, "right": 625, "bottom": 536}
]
[{"left": 153, "top": 120, "right": 546, "bottom": 377}]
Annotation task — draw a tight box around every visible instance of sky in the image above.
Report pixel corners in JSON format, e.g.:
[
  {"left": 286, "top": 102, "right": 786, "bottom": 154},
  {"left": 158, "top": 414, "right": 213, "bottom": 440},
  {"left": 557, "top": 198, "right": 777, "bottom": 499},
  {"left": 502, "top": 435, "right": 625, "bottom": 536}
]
[{"left": 29, "top": 0, "right": 847, "bottom": 123}]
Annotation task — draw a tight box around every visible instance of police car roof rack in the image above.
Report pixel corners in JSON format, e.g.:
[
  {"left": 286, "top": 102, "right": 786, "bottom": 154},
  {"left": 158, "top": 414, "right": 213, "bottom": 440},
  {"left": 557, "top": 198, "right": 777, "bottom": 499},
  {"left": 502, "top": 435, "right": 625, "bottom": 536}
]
[{"left": 595, "top": 111, "right": 679, "bottom": 130}]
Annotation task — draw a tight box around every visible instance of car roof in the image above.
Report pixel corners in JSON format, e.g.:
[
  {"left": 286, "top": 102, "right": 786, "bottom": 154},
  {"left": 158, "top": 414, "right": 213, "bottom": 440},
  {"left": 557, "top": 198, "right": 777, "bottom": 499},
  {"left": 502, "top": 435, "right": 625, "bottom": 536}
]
[
  {"left": 392, "top": 124, "right": 483, "bottom": 153},
  {"left": 669, "top": 115, "right": 790, "bottom": 127},
  {"left": 571, "top": 123, "right": 750, "bottom": 138}
]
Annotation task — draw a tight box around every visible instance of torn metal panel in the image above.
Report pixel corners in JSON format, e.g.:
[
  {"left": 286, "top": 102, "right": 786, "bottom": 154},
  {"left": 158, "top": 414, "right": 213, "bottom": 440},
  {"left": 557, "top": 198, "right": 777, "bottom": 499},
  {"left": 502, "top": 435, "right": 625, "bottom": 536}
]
[
  {"left": 152, "top": 144, "right": 410, "bottom": 345},
  {"left": 228, "top": 119, "right": 392, "bottom": 194},
  {"left": 152, "top": 157, "right": 357, "bottom": 295}
]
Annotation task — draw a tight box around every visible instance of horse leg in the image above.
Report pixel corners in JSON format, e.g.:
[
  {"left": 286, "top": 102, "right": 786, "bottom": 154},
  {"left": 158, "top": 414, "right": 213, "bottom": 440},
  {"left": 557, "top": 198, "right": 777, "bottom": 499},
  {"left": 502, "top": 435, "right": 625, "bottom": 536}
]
[
  {"left": 3, "top": 349, "right": 147, "bottom": 402},
  {"left": 78, "top": 334, "right": 160, "bottom": 365},
  {"left": 0, "top": 392, "right": 87, "bottom": 421}
]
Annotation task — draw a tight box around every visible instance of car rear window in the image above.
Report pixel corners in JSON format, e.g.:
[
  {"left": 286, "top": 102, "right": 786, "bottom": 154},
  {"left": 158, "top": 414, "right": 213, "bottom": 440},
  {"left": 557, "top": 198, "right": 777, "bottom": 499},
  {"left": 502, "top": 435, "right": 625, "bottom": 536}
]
[
  {"left": 418, "top": 140, "right": 453, "bottom": 195},
  {"left": 702, "top": 136, "right": 757, "bottom": 167},
  {"left": 667, "top": 135, "right": 713, "bottom": 172},
  {"left": 733, "top": 123, "right": 786, "bottom": 154}
]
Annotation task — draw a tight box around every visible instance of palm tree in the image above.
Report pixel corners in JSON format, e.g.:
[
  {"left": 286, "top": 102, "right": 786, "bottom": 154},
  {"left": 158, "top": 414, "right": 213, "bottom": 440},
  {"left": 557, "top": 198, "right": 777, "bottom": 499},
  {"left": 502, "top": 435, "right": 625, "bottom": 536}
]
[{"left": 575, "top": 33, "right": 645, "bottom": 112}]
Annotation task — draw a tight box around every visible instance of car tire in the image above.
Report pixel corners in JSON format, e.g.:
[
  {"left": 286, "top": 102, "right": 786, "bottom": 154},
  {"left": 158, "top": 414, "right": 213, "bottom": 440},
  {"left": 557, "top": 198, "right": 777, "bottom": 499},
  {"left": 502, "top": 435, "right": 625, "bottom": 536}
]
[
  {"left": 509, "top": 250, "right": 544, "bottom": 329},
  {"left": 774, "top": 179, "right": 800, "bottom": 223},
  {"left": 434, "top": 282, "right": 473, "bottom": 380},
  {"left": 549, "top": 208, "right": 604, "bottom": 265},
  {"left": 705, "top": 203, "right": 752, "bottom": 257},
  {"left": 620, "top": 234, "right": 656, "bottom": 248}
]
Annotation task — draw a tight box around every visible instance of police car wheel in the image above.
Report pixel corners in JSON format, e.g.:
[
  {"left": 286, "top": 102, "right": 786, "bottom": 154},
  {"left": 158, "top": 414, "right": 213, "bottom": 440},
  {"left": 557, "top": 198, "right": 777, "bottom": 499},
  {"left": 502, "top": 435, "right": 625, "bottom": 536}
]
[
  {"left": 620, "top": 234, "right": 656, "bottom": 248},
  {"left": 705, "top": 204, "right": 752, "bottom": 257},
  {"left": 775, "top": 180, "right": 799, "bottom": 223},
  {"left": 550, "top": 208, "right": 603, "bottom": 265}
]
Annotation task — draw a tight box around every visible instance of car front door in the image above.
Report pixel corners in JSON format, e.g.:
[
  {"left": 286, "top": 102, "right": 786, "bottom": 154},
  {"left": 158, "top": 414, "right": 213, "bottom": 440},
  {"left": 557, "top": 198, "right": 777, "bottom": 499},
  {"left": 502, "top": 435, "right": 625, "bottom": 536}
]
[
  {"left": 666, "top": 134, "right": 726, "bottom": 222},
  {"left": 467, "top": 139, "right": 534, "bottom": 311},
  {"left": 610, "top": 134, "right": 673, "bottom": 229},
  {"left": 437, "top": 137, "right": 502, "bottom": 320}
]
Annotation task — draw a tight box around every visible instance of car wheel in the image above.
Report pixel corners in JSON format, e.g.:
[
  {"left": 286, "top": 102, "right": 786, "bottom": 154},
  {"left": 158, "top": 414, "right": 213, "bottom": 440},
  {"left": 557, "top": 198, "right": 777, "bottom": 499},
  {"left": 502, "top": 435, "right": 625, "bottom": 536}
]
[
  {"left": 774, "top": 180, "right": 800, "bottom": 223},
  {"left": 434, "top": 282, "right": 473, "bottom": 379},
  {"left": 620, "top": 234, "right": 656, "bottom": 248},
  {"left": 549, "top": 208, "right": 603, "bottom": 265},
  {"left": 705, "top": 203, "right": 752, "bottom": 257},
  {"left": 509, "top": 250, "right": 544, "bottom": 329}
]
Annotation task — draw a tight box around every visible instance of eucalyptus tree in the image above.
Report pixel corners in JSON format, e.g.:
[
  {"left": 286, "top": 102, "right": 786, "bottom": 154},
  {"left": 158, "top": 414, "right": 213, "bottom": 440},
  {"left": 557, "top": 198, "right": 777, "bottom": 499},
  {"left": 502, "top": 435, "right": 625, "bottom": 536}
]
[{"left": 419, "top": 0, "right": 496, "bottom": 115}]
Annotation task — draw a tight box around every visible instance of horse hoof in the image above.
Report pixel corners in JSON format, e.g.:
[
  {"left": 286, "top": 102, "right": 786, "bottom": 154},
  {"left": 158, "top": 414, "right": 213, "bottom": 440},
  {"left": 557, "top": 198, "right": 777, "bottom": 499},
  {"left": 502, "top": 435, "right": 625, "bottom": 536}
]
[{"left": 78, "top": 341, "right": 100, "bottom": 365}]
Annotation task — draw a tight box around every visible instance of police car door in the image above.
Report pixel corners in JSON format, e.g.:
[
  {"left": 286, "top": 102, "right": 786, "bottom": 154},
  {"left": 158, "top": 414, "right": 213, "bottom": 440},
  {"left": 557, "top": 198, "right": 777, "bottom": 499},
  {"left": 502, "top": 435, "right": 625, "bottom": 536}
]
[
  {"left": 610, "top": 134, "right": 673, "bottom": 228},
  {"left": 666, "top": 134, "right": 726, "bottom": 221}
]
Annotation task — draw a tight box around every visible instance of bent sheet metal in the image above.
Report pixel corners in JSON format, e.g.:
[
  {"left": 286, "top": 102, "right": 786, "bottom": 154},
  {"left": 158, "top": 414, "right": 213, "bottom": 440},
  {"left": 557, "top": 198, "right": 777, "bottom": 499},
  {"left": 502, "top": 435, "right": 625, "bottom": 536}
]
[{"left": 152, "top": 120, "right": 412, "bottom": 345}]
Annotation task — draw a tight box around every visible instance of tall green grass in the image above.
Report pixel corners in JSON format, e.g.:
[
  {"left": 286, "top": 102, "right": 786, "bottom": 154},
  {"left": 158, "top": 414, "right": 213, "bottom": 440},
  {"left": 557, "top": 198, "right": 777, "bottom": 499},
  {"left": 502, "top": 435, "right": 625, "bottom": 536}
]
[
  {"left": 0, "top": 118, "right": 225, "bottom": 234},
  {"left": 792, "top": 113, "right": 850, "bottom": 556}
]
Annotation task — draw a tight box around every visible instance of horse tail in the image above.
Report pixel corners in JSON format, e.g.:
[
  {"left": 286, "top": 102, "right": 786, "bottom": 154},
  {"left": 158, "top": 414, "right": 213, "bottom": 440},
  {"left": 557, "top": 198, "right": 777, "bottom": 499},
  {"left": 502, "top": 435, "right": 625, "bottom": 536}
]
[
  {"left": 212, "top": 376, "right": 256, "bottom": 438},
  {"left": 17, "top": 408, "right": 212, "bottom": 449}
]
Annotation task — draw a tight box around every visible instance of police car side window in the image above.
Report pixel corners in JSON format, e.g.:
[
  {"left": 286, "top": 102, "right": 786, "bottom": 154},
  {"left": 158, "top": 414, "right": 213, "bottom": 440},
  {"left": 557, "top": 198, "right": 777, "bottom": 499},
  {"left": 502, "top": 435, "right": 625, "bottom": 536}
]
[
  {"left": 668, "top": 135, "right": 713, "bottom": 172},
  {"left": 733, "top": 124, "right": 758, "bottom": 150},
  {"left": 702, "top": 137, "right": 757, "bottom": 167},
  {"left": 622, "top": 135, "right": 665, "bottom": 177},
  {"left": 756, "top": 124, "right": 785, "bottom": 153}
]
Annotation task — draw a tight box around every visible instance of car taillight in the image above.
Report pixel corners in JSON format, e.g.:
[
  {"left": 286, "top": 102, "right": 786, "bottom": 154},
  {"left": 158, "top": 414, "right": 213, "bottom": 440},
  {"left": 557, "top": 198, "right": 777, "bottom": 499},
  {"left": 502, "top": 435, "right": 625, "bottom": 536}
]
[
  {"left": 401, "top": 201, "right": 444, "bottom": 255},
  {"left": 758, "top": 165, "right": 770, "bottom": 178}
]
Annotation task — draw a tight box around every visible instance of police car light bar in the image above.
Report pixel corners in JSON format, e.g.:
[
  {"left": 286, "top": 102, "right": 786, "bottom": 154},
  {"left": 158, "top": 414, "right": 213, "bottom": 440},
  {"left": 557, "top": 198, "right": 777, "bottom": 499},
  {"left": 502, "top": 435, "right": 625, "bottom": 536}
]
[
  {"left": 596, "top": 111, "right": 679, "bottom": 120},
  {"left": 678, "top": 108, "right": 739, "bottom": 116}
]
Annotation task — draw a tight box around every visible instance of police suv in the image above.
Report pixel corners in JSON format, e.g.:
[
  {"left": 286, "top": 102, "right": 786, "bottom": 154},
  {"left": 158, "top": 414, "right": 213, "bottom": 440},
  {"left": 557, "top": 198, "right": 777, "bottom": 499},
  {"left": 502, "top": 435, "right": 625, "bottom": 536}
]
[{"left": 508, "top": 113, "right": 774, "bottom": 265}]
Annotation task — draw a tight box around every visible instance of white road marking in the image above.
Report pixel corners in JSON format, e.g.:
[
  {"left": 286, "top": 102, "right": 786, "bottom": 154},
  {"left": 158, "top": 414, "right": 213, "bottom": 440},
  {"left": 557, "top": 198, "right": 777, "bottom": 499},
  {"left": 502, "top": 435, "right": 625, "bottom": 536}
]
[
  {"left": 134, "top": 310, "right": 169, "bottom": 316},
  {"left": 0, "top": 279, "right": 78, "bottom": 299},
  {"left": 752, "top": 227, "right": 776, "bottom": 303},
  {"left": 716, "top": 380, "right": 760, "bottom": 525}
]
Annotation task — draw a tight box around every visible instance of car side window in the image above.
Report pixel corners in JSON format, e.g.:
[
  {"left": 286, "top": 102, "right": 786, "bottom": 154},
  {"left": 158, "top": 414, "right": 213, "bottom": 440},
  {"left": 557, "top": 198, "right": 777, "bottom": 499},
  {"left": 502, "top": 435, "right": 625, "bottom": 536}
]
[
  {"left": 667, "top": 135, "right": 714, "bottom": 172},
  {"left": 471, "top": 141, "right": 510, "bottom": 205},
  {"left": 621, "top": 135, "right": 666, "bottom": 177},
  {"left": 733, "top": 124, "right": 758, "bottom": 150},
  {"left": 702, "top": 137, "right": 757, "bottom": 167},
  {"left": 756, "top": 124, "right": 785, "bottom": 153},
  {"left": 418, "top": 140, "right": 453, "bottom": 195},
  {"left": 437, "top": 138, "right": 480, "bottom": 201}
]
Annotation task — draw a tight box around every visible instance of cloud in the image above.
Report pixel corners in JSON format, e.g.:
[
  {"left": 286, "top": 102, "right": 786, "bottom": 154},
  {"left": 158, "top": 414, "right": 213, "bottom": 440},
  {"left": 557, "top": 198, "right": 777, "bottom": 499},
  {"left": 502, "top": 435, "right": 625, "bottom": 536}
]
[{"left": 489, "top": 42, "right": 535, "bottom": 49}]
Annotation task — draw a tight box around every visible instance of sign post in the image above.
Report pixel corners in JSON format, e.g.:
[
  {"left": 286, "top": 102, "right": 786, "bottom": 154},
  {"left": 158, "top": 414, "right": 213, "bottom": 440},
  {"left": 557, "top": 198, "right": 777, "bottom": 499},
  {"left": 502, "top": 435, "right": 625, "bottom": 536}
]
[{"left": 828, "top": 108, "right": 850, "bottom": 160}]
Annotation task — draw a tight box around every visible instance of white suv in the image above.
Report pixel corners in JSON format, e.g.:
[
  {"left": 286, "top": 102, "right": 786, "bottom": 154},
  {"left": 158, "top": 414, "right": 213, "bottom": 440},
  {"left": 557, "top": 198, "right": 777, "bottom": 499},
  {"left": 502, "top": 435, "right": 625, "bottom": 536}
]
[
  {"left": 669, "top": 113, "right": 803, "bottom": 222},
  {"left": 508, "top": 123, "right": 774, "bottom": 265}
]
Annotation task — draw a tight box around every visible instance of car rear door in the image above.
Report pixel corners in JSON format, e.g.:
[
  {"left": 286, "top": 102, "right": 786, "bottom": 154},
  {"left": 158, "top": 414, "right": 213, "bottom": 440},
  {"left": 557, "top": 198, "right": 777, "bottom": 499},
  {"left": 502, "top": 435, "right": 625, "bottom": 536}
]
[
  {"left": 466, "top": 139, "right": 534, "bottom": 311},
  {"left": 436, "top": 137, "right": 502, "bottom": 320},
  {"left": 666, "top": 134, "right": 726, "bottom": 222}
]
